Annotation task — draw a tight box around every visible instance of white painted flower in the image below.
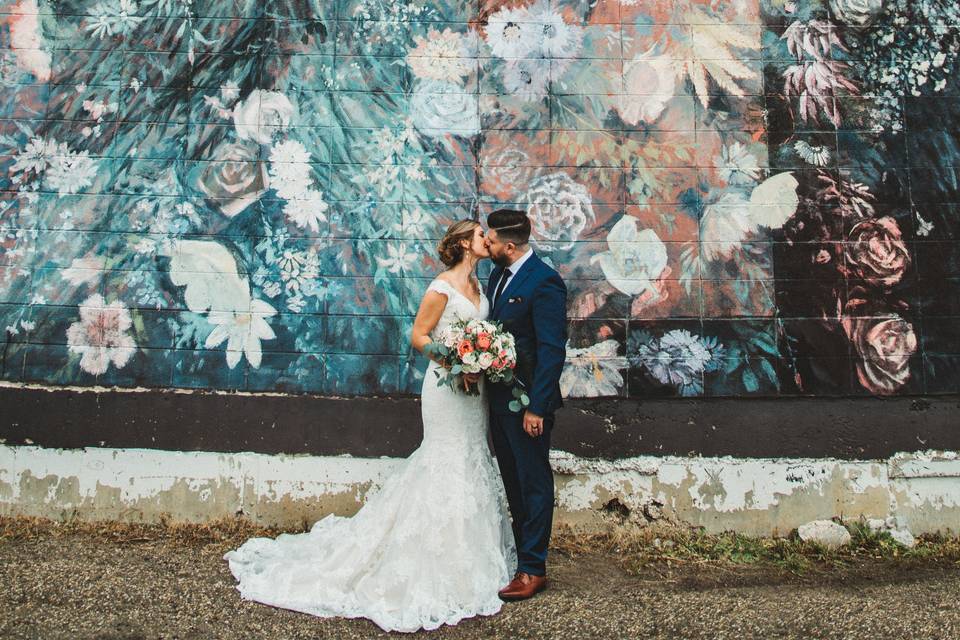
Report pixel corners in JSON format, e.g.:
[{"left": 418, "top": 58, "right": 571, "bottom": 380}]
[
  {"left": 268, "top": 139, "right": 313, "bottom": 199},
  {"left": 524, "top": 171, "right": 595, "bottom": 251},
  {"left": 527, "top": 0, "right": 583, "bottom": 59},
  {"left": 590, "top": 215, "right": 668, "bottom": 297},
  {"left": 501, "top": 59, "right": 551, "bottom": 97},
  {"left": 11, "top": 137, "right": 52, "bottom": 175},
  {"left": 700, "top": 173, "right": 800, "bottom": 261},
  {"left": 794, "top": 139, "right": 832, "bottom": 166},
  {"left": 233, "top": 90, "right": 296, "bottom": 144},
  {"left": 204, "top": 298, "right": 277, "bottom": 369},
  {"left": 85, "top": 0, "right": 144, "bottom": 39},
  {"left": 283, "top": 190, "right": 329, "bottom": 233},
  {"left": 409, "top": 78, "right": 480, "bottom": 137},
  {"left": 220, "top": 80, "right": 240, "bottom": 104},
  {"left": 407, "top": 27, "right": 473, "bottom": 84},
  {"left": 82, "top": 98, "right": 118, "bottom": 120},
  {"left": 915, "top": 211, "right": 934, "bottom": 237},
  {"left": 45, "top": 150, "right": 98, "bottom": 195},
  {"left": 66, "top": 293, "right": 137, "bottom": 375},
  {"left": 484, "top": 6, "right": 539, "bottom": 59},
  {"left": 560, "top": 339, "right": 628, "bottom": 398},
  {"left": 376, "top": 243, "right": 417, "bottom": 274},
  {"left": 394, "top": 206, "right": 431, "bottom": 238},
  {"left": 631, "top": 329, "right": 723, "bottom": 395},
  {"left": 829, "top": 0, "right": 883, "bottom": 27},
  {"left": 717, "top": 141, "right": 762, "bottom": 185},
  {"left": 617, "top": 49, "right": 678, "bottom": 125},
  {"left": 278, "top": 249, "right": 319, "bottom": 290}
]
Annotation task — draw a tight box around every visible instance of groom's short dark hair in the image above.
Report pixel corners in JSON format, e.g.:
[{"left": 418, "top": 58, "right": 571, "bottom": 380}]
[{"left": 487, "top": 209, "right": 531, "bottom": 246}]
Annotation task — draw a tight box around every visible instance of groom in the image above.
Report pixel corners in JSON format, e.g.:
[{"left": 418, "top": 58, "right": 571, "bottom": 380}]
[{"left": 483, "top": 209, "right": 567, "bottom": 601}]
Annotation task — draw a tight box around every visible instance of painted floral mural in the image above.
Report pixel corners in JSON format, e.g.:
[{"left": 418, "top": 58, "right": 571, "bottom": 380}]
[{"left": 0, "top": 0, "right": 957, "bottom": 398}]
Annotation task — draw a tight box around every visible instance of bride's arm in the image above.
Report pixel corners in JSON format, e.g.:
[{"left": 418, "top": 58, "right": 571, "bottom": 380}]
[{"left": 411, "top": 290, "right": 448, "bottom": 364}]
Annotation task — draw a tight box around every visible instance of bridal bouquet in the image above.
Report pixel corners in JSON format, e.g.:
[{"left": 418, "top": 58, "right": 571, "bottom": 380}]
[{"left": 425, "top": 319, "right": 530, "bottom": 411}]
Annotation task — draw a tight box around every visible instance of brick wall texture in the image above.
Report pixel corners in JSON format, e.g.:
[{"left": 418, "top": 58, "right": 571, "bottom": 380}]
[{"left": 0, "top": 0, "right": 957, "bottom": 398}]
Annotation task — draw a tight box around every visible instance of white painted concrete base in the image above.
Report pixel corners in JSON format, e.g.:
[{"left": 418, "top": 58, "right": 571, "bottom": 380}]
[{"left": 2, "top": 445, "right": 959, "bottom": 537}]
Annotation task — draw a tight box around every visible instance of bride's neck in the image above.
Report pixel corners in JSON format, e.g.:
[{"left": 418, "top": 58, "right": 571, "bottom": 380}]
[{"left": 448, "top": 257, "right": 478, "bottom": 282}]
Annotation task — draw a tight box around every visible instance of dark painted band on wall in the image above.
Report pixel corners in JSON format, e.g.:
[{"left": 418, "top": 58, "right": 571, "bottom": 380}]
[{"left": 0, "top": 386, "right": 958, "bottom": 461}]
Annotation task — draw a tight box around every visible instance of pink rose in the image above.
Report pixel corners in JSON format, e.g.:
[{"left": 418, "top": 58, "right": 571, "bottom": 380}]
[
  {"left": 844, "top": 216, "right": 910, "bottom": 287},
  {"left": 843, "top": 297, "right": 917, "bottom": 395}
]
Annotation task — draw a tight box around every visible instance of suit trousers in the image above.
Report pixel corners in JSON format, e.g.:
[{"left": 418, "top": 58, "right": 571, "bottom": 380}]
[{"left": 489, "top": 410, "right": 555, "bottom": 577}]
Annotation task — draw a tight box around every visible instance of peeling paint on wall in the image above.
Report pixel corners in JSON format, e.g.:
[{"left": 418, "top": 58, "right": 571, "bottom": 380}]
[{"left": 4, "top": 445, "right": 959, "bottom": 536}]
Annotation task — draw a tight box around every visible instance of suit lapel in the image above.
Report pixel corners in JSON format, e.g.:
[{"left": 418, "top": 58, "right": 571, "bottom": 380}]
[{"left": 492, "top": 252, "right": 539, "bottom": 319}]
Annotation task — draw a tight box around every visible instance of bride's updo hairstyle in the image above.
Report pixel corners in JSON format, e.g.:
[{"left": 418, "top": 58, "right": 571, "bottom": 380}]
[{"left": 437, "top": 220, "right": 479, "bottom": 267}]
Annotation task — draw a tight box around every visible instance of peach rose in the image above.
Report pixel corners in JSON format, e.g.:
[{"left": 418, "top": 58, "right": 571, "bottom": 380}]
[
  {"left": 457, "top": 339, "right": 474, "bottom": 358},
  {"left": 476, "top": 332, "right": 492, "bottom": 350}
]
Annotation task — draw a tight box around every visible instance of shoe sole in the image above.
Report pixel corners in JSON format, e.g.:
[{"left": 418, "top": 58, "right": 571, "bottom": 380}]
[{"left": 498, "top": 587, "right": 547, "bottom": 602}]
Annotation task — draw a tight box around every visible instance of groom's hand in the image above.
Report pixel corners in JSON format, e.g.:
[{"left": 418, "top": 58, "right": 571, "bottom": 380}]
[{"left": 523, "top": 410, "right": 544, "bottom": 437}]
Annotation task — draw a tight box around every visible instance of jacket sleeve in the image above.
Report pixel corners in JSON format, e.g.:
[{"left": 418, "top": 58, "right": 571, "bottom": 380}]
[{"left": 528, "top": 272, "right": 567, "bottom": 416}]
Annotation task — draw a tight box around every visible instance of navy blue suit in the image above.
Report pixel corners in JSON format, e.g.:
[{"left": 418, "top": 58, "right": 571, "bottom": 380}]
[{"left": 486, "top": 251, "right": 567, "bottom": 577}]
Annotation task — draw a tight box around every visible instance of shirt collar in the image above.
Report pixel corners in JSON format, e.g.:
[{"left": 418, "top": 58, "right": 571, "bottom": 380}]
[{"left": 506, "top": 247, "right": 533, "bottom": 274}]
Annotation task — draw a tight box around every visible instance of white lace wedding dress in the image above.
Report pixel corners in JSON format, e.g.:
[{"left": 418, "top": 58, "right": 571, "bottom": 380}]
[{"left": 223, "top": 277, "right": 516, "bottom": 633}]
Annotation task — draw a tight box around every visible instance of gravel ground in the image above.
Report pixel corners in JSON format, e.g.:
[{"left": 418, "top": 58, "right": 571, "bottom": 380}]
[{"left": 2, "top": 531, "right": 959, "bottom": 640}]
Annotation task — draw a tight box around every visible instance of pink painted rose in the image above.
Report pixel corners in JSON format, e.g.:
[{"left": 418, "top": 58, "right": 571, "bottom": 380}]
[
  {"left": 844, "top": 216, "right": 910, "bottom": 287},
  {"left": 843, "top": 297, "right": 917, "bottom": 395}
]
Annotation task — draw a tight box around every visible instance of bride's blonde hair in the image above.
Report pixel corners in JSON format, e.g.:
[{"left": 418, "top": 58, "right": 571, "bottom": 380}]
[{"left": 437, "top": 220, "right": 479, "bottom": 267}]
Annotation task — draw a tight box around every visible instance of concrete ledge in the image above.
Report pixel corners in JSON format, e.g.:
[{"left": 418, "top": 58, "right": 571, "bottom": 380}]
[{"left": 3, "top": 445, "right": 958, "bottom": 537}]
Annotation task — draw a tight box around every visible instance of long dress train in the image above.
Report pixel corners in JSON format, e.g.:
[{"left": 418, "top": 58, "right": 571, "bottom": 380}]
[{"left": 223, "top": 277, "right": 516, "bottom": 633}]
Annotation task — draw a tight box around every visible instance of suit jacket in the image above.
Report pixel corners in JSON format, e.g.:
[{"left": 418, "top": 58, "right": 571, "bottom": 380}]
[{"left": 486, "top": 251, "right": 567, "bottom": 416}]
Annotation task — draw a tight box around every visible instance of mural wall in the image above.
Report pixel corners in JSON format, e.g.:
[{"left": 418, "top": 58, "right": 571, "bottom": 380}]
[{"left": 1, "top": 0, "right": 958, "bottom": 400}]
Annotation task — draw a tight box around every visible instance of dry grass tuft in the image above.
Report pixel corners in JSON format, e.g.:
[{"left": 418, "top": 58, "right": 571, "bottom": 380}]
[{"left": 552, "top": 518, "right": 960, "bottom": 576}]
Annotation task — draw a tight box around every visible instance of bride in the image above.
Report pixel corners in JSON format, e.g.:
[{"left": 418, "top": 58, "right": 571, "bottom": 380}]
[{"left": 223, "top": 220, "right": 517, "bottom": 633}]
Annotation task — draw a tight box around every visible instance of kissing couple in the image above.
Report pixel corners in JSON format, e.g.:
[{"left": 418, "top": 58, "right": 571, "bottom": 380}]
[{"left": 224, "top": 209, "right": 568, "bottom": 633}]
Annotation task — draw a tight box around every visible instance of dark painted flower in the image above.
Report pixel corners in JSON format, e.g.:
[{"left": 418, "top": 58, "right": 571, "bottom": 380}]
[
  {"left": 194, "top": 140, "right": 269, "bottom": 218},
  {"left": 844, "top": 216, "right": 910, "bottom": 287},
  {"left": 843, "top": 303, "right": 917, "bottom": 395}
]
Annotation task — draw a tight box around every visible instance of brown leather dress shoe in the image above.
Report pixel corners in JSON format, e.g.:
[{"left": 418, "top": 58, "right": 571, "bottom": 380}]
[{"left": 498, "top": 571, "right": 547, "bottom": 601}]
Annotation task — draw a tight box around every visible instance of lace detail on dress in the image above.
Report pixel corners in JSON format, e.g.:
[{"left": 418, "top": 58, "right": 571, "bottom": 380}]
[{"left": 223, "top": 275, "right": 514, "bottom": 634}]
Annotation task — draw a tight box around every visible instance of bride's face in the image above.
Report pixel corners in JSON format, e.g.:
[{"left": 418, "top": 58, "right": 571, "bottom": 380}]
[{"left": 465, "top": 225, "right": 490, "bottom": 259}]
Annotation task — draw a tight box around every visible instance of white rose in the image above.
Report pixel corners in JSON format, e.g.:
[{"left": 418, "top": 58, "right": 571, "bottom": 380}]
[
  {"left": 409, "top": 79, "right": 480, "bottom": 138},
  {"left": 617, "top": 49, "right": 678, "bottom": 125},
  {"left": 462, "top": 350, "right": 478, "bottom": 364},
  {"left": 829, "top": 0, "right": 883, "bottom": 27},
  {"left": 233, "top": 90, "right": 296, "bottom": 144},
  {"left": 478, "top": 351, "right": 495, "bottom": 368},
  {"left": 524, "top": 171, "right": 595, "bottom": 251},
  {"left": 590, "top": 215, "right": 668, "bottom": 297}
]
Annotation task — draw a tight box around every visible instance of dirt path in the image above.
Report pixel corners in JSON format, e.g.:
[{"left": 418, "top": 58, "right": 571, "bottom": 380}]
[{"left": 2, "top": 533, "right": 959, "bottom": 639}]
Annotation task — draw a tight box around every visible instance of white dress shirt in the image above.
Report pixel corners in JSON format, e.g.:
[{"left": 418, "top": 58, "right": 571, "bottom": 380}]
[{"left": 496, "top": 248, "right": 533, "bottom": 299}]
